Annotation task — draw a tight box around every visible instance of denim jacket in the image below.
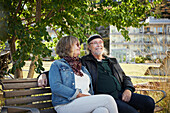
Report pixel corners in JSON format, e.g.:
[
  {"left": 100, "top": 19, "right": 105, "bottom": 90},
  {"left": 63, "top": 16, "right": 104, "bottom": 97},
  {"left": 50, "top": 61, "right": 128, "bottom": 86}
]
[{"left": 49, "top": 58, "right": 94, "bottom": 106}]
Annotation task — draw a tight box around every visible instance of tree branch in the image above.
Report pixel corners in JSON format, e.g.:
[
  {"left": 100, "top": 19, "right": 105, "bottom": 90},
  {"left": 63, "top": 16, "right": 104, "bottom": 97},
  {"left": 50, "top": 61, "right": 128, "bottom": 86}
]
[
  {"left": 45, "top": 9, "right": 54, "bottom": 19},
  {"left": 18, "top": 0, "right": 27, "bottom": 17},
  {"left": 21, "top": 13, "right": 46, "bottom": 21},
  {"left": 15, "top": 0, "right": 22, "bottom": 16},
  {"left": 50, "top": 24, "right": 59, "bottom": 37},
  {"left": 36, "top": 0, "right": 41, "bottom": 22}
]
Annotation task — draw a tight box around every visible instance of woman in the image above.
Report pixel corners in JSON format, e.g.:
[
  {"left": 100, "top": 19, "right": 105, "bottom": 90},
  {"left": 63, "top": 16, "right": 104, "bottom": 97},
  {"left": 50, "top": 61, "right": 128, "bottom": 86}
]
[{"left": 49, "top": 36, "right": 118, "bottom": 113}]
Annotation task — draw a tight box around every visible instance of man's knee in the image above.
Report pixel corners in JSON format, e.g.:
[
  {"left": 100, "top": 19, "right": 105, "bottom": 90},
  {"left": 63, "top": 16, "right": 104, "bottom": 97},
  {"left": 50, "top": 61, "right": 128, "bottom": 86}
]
[
  {"left": 115, "top": 99, "right": 139, "bottom": 113},
  {"left": 144, "top": 96, "right": 155, "bottom": 108}
]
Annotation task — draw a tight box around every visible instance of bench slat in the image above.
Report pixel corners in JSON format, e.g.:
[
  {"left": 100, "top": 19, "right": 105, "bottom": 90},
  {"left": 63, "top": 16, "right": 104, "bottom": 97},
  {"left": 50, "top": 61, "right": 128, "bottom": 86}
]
[
  {"left": 40, "top": 108, "right": 56, "bottom": 113},
  {"left": 7, "top": 109, "right": 56, "bottom": 113},
  {"left": 7, "top": 102, "right": 53, "bottom": 113},
  {"left": 24, "top": 102, "right": 53, "bottom": 109},
  {"left": 5, "top": 95, "right": 51, "bottom": 105},
  {"left": 4, "top": 88, "right": 51, "bottom": 98},
  {"left": 2, "top": 82, "right": 38, "bottom": 90},
  {"left": 1, "top": 78, "right": 37, "bottom": 83},
  {"left": 4, "top": 108, "right": 30, "bottom": 113}
]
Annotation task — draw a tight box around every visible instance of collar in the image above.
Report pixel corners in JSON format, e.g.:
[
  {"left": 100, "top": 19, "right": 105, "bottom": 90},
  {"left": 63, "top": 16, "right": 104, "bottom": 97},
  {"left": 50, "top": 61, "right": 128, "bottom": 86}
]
[{"left": 84, "top": 53, "right": 117, "bottom": 64}]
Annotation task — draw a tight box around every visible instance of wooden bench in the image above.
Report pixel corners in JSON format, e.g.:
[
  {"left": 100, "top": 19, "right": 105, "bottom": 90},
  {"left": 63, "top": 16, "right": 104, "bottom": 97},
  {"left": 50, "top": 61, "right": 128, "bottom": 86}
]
[
  {"left": 0, "top": 78, "right": 56, "bottom": 113},
  {"left": 0, "top": 78, "right": 167, "bottom": 113}
]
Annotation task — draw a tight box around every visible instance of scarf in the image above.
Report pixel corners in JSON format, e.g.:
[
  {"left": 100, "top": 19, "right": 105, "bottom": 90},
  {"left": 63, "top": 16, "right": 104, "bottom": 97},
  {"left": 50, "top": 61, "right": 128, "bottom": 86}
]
[{"left": 63, "top": 56, "right": 83, "bottom": 77}]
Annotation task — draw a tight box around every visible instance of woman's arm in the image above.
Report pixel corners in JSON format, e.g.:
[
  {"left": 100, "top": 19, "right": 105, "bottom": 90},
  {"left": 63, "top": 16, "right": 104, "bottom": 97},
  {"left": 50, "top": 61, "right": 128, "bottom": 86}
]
[{"left": 49, "top": 62, "right": 79, "bottom": 101}]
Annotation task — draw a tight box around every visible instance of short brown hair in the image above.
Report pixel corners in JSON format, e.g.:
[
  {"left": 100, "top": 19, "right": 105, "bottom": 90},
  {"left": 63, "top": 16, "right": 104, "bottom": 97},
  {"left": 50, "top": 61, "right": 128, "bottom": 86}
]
[{"left": 56, "top": 36, "right": 79, "bottom": 58}]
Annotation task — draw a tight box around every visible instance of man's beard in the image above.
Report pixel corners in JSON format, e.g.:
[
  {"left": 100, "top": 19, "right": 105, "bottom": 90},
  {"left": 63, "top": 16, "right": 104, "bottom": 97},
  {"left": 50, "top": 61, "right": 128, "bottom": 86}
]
[{"left": 93, "top": 47, "right": 103, "bottom": 55}]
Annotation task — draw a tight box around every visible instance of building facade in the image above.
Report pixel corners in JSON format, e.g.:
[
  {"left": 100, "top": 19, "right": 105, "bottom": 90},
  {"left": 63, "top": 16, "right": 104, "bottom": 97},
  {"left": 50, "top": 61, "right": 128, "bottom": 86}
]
[{"left": 110, "top": 17, "right": 170, "bottom": 63}]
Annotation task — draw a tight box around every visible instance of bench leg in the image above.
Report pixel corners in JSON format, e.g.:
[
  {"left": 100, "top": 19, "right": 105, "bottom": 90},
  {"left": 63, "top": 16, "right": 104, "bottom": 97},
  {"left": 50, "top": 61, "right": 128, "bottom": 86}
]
[{"left": 1, "top": 107, "right": 7, "bottom": 113}]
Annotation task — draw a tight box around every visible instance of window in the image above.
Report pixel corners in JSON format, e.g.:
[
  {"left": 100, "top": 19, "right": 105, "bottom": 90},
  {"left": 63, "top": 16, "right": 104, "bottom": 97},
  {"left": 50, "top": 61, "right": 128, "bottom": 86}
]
[
  {"left": 154, "top": 27, "right": 156, "bottom": 34},
  {"left": 147, "top": 27, "right": 150, "bottom": 32},
  {"left": 168, "top": 27, "right": 170, "bottom": 33},
  {"left": 158, "top": 27, "right": 163, "bottom": 34}
]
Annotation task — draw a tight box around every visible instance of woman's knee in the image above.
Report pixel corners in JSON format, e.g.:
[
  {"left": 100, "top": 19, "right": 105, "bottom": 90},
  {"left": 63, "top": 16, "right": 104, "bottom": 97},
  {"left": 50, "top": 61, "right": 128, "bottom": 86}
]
[
  {"left": 102, "top": 95, "right": 117, "bottom": 108},
  {"left": 93, "top": 107, "right": 109, "bottom": 113},
  {"left": 103, "top": 95, "right": 116, "bottom": 103}
]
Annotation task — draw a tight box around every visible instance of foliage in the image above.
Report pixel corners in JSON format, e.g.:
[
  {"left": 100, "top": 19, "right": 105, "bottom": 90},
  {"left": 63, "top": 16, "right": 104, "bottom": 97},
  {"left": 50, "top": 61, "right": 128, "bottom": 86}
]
[
  {"left": 130, "top": 58, "right": 135, "bottom": 62},
  {"left": 154, "top": 0, "right": 169, "bottom": 18},
  {"left": 0, "top": 0, "right": 162, "bottom": 78},
  {"left": 54, "top": 55, "right": 60, "bottom": 60},
  {"left": 50, "top": 55, "right": 60, "bottom": 61},
  {"left": 0, "top": 41, "right": 6, "bottom": 52},
  {"left": 80, "top": 43, "right": 86, "bottom": 57},
  {"left": 123, "top": 56, "right": 126, "bottom": 62},
  {"left": 145, "top": 55, "right": 151, "bottom": 60},
  {"left": 135, "top": 56, "right": 145, "bottom": 63}
]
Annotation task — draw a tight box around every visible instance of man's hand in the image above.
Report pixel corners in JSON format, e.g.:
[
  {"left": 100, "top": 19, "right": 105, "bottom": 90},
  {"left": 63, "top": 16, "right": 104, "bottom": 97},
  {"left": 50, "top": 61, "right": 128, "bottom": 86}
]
[
  {"left": 38, "top": 74, "right": 47, "bottom": 88},
  {"left": 122, "top": 89, "right": 132, "bottom": 102}
]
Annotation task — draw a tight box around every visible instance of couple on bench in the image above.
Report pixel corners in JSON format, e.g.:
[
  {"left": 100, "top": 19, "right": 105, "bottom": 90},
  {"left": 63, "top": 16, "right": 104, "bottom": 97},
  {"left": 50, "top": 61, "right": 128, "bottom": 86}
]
[{"left": 38, "top": 34, "right": 155, "bottom": 113}]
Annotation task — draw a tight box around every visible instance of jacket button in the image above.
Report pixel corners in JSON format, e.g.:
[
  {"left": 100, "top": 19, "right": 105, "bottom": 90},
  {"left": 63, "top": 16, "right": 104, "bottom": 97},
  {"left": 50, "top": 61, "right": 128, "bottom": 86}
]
[
  {"left": 72, "top": 83, "right": 75, "bottom": 85},
  {"left": 71, "top": 72, "right": 73, "bottom": 74}
]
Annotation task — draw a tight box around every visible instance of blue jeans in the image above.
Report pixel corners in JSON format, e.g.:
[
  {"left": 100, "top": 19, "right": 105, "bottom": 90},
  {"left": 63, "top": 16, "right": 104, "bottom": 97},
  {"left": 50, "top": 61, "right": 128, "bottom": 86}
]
[{"left": 115, "top": 93, "right": 155, "bottom": 113}]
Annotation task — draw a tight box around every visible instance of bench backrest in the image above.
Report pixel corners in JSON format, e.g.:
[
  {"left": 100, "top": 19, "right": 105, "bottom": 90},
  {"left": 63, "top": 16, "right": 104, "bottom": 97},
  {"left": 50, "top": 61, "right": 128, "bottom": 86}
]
[{"left": 0, "top": 78, "right": 56, "bottom": 113}]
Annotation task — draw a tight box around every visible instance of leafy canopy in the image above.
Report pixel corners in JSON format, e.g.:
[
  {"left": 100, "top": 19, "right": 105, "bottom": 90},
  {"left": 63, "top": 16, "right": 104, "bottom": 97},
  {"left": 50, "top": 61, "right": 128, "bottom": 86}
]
[{"left": 0, "top": 0, "right": 161, "bottom": 74}]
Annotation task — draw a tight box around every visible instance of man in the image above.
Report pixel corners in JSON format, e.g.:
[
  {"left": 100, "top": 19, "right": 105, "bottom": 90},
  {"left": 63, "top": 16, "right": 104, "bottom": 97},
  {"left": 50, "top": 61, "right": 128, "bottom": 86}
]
[{"left": 38, "top": 34, "right": 155, "bottom": 113}]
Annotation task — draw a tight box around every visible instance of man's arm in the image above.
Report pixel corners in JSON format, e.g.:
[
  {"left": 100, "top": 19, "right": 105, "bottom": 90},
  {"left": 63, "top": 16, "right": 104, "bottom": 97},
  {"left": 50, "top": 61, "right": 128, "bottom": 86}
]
[
  {"left": 37, "top": 71, "right": 49, "bottom": 87},
  {"left": 113, "top": 58, "right": 135, "bottom": 92}
]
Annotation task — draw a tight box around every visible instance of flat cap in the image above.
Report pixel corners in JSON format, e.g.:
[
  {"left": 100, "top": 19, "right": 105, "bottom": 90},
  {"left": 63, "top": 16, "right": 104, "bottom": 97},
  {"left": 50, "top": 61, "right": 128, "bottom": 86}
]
[{"left": 87, "top": 34, "right": 103, "bottom": 44}]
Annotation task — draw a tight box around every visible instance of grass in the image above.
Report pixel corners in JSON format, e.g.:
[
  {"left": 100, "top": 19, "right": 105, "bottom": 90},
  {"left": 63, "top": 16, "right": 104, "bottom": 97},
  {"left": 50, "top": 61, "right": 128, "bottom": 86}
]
[
  {"left": 120, "top": 63, "right": 160, "bottom": 76},
  {"left": 21, "top": 61, "right": 161, "bottom": 78}
]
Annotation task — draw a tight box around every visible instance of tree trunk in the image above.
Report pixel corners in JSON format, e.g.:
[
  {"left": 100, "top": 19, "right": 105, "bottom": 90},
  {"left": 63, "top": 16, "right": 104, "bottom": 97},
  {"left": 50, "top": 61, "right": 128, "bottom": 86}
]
[
  {"left": 9, "top": 36, "right": 23, "bottom": 78},
  {"left": 14, "top": 68, "right": 23, "bottom": 78},
  {"left": 27, "top": 56, "right": 38, "bottom": 78},
  {"left": 27, "top": 0, "right": 41, "bottom": 78}
]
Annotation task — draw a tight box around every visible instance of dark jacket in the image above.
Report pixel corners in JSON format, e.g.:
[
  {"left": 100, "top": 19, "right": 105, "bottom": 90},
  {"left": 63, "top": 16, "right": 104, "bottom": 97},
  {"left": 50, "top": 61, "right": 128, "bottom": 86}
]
[{"left": 81, "top": 53, "right": 135, "bottom": 94}]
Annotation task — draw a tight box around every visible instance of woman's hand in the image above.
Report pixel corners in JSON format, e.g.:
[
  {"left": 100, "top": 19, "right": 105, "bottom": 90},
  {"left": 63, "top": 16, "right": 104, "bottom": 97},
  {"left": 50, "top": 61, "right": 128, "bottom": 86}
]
[
  {"left": 76, "top": 93, "right": 90, "bottom": 98},
  {"left": 122, "top": 89, "right": 132, "bottom": 102}
]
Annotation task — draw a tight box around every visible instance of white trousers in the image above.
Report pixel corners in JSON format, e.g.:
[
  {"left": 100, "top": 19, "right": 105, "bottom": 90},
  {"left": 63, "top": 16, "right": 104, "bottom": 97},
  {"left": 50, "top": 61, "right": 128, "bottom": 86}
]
[{"left": 54, "top": 94, "right": 118, "bottom": 113}]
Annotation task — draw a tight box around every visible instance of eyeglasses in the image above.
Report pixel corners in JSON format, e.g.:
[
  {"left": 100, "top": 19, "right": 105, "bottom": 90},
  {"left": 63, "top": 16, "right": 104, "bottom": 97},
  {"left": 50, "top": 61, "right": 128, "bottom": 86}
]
[{"left": 89, "top": 40, "right": 103, "bottom": 45}]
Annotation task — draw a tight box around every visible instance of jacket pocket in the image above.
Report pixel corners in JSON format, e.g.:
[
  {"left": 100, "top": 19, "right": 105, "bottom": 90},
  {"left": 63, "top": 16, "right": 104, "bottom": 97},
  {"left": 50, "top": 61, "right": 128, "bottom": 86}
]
[{"left": 59, "top": 66, "right": 73, "bottom": 86}]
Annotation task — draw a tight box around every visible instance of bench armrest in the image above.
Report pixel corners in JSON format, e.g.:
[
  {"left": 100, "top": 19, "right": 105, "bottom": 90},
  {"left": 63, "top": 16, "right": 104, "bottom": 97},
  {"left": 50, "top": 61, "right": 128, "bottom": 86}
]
[
  {"left": 136, "top": 89, "right": 166, "bottom": 104},
  {"left": 1, "top": 106, "right": 40, "bottom": 113}
]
